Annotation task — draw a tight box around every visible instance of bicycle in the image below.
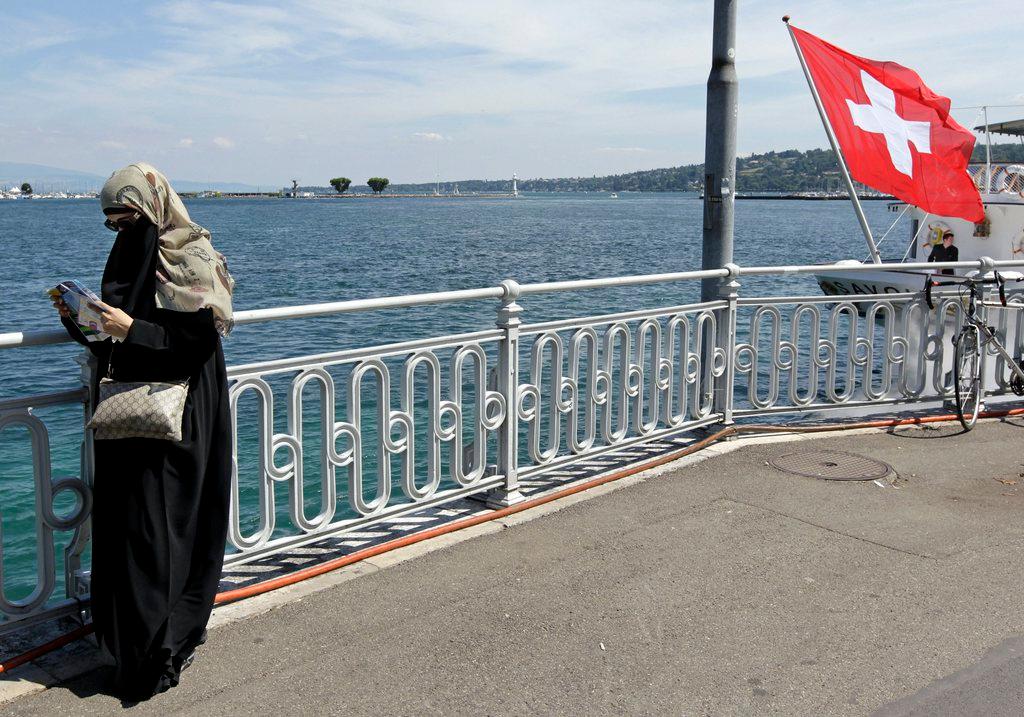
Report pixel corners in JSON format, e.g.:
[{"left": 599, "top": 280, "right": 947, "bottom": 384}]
[{"left": 926, "top": 271, "right": 1024, "bottom": 430}]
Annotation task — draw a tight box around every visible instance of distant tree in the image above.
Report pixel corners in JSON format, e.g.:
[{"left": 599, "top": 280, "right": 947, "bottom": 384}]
[
  {"left": 366, "top": 177, "right": 390, "bottom": 194},
  {"left": 974, "top": 143, "right": 1024, "bottom": 164},
  {"left": 20, "top": 182, "right": 32, "bottom": 194},
  {"left": 329, "top": 177, "right": 351, "bottom": 194}
]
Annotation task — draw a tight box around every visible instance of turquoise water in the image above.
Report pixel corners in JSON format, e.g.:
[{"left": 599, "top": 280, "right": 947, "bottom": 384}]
[{"left": 0, "top": 193, "right": 905, "bottom": 604}]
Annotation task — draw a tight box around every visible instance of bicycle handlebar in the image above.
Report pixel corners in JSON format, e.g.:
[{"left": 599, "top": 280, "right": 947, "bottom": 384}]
[{"left": 923, "top": 271, "right": 1024, "bottom": 309}]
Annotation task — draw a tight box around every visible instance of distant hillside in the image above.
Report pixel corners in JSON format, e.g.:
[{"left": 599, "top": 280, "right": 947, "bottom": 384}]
[
  {"left": 9, "top": 142, "right": 1023, "bottom": 197},
  {"left": 0, "top": 162, "right": 264, "bottom": 194},
  {"left": 364, "top": 143, "right": 1024, "bottom": 195},
  {"left": 0, "top": 162, "right": 107, "bottom": 192}
]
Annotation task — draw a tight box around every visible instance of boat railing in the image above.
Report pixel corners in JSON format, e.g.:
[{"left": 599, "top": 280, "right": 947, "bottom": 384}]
[
  {"left": 967, "top": 162, "right": 1024, "bottom": 195},
  {"left": 4, "top": 257, "right": 1024, "bottom": 634}
]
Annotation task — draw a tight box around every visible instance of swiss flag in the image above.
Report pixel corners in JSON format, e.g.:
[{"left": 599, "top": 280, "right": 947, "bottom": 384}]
[{"left": 790, "top": 25, "right": 984, "bottom": 222}]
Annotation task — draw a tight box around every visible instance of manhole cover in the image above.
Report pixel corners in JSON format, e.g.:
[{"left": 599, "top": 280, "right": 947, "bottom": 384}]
[{"left": 768, "top": 450, "right": 892, "bottom": 481}]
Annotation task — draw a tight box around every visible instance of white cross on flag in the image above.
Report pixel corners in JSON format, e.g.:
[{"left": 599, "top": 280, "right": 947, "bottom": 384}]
[{"left": 790, "top": 26, "right": 984, "bottom": 222}]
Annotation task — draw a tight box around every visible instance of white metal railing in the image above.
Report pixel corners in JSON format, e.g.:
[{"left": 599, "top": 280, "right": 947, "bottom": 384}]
[
  {"left": 3, "top": 257, "right": 1024, "bottom": 633},
  {"left": 968, "top": 163, "right": 1024, "bottom": 196}
]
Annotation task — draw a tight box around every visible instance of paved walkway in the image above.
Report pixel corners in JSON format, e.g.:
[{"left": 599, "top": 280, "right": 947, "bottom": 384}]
[{"left": 6, "top": 419, "right": 1024, "bottom": 715}]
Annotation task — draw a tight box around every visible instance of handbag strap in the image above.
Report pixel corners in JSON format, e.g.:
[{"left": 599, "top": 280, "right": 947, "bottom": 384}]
[{"left": 106, "top": 340, "right": 117, "bottom": 380}]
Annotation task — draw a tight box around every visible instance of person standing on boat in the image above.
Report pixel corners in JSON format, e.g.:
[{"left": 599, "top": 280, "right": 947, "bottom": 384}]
[
  {"left": 926, "top": 232, "right": 958, "bottom": 275},
  {"left": 50, "top": 163, "right": 234, "bottom": 701}
]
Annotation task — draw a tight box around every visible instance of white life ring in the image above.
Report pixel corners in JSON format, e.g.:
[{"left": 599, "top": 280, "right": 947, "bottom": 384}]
[{"left": 922, "top": 221, "right": 952, "bottom": 250}]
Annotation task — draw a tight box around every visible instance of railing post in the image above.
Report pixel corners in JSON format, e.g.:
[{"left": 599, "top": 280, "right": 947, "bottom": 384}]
[
  {"left": 977, "top": 257, "right": 995, "bottom": 403},
  {"left": 715, "top": 263, "right": 741, "bottom": 424},
  {"left": 478, "top": 279, "right": 526, "bottom": 508},
  {"left": 67, "top": 349, "right": 96, "bottom": 604}
]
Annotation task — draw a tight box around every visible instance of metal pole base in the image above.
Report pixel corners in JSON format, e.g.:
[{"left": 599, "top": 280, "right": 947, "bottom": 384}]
[{"left": 467, "top": 474, "right": 527, "bottom": 509}]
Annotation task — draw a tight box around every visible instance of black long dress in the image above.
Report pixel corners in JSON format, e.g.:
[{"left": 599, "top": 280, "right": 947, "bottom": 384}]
[{"left": 61, "top": 220, "right": 232, "bottom": 700}]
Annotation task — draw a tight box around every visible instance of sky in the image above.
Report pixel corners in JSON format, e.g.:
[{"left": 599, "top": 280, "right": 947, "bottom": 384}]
[{"left": 2, "top": 1, "right": 1022, "bottom": 187}]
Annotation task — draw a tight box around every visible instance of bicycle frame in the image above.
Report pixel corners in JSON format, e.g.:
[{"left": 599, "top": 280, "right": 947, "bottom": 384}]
[{"left": 940, "top": 275, "right": 1024, "bottom": 385}]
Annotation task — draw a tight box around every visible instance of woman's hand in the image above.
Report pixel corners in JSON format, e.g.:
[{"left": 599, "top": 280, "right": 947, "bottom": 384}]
[
  {"left": 51, "top": 296, "right": 71, "bottom": 318},
  {"left": 92, "top": 300, "right": 134, "bottom": 340}
]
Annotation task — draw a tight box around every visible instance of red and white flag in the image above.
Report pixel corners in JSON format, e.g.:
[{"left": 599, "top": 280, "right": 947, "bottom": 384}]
[{"left": 790, "top": 25, "right": 984, "bottom": 222}]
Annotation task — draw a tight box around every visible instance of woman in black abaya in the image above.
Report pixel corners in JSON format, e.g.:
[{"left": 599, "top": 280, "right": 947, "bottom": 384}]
[{"left": 52, "top": 163, "right": 234, "bottom": 700}]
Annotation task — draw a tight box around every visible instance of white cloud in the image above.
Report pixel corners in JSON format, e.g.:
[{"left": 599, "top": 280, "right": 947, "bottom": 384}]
[
  {"left": 3, "top": 1, "right": 1023, "bottom": 184},
  {"left": 98, "top": 140, "right": 127, "bottom": 150},
  {"left": 0, "top": 14, "right": 81, "bottom": 57},
  {"left": 179, "top": 138, "right": 194, "bottom": 148}
]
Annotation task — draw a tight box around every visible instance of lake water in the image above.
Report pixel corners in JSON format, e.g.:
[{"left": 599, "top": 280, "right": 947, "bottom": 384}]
[{"left": 0, "top": 193, "right": 906, "bottom": 603}]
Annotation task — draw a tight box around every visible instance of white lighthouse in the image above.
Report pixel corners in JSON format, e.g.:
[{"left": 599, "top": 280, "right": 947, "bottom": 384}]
[{"left": 512, "top": 172, "right": 519, "bottom": 198}]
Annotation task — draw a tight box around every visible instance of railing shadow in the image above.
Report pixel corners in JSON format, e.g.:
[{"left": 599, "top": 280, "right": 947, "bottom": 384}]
[{"left": 884, "top": 423, "right": 969, "bottom": 439}]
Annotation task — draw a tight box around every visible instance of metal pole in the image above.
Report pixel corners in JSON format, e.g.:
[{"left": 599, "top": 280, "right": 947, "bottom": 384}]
[
  {"left": 700, "top": 0, "right": 739, "bottom": 301},
  {"left": 983, "top": 105, "right": 992, "bottom": 193},
  {"left": 784, "top": 17, "right": 882, "bottom": 264}
]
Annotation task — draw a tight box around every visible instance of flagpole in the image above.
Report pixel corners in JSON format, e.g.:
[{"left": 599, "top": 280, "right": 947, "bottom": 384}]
[
  {"left": 783, "top": 16, "right": 882, "bottom": 264},
  {"left": 983, "top": 105, "right": 992, "bottom": 192}
]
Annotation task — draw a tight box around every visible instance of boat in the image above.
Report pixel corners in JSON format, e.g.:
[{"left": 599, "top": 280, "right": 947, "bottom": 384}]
[
  {"left": 813, "top": 116, "right": 1024, "bottom": 297},
  {"left": 609, "top": 192, "right": 619, "bottom": 199},
  {"left": 815, "top": 142, "right": 1024, "bottom": 296}
]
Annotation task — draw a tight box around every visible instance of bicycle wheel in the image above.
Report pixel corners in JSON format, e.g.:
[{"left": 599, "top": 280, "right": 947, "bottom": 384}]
[{"left": 953, "top": 325, "right": 982, "bottom": 430}]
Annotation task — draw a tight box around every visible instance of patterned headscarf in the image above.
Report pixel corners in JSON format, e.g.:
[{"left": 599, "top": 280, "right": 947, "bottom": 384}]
[{"left": 100, "top": 163, "right": 235, "bottom": 336}]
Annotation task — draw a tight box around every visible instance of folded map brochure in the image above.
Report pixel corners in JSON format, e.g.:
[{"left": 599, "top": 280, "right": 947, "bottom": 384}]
[{"left": 46, "top": 280, "right": 111, "bottom": 342}]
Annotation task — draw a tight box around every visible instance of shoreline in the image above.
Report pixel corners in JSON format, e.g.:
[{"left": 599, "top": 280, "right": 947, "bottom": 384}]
[
  {"left": 207, "top": 192, "right": 895, "bottom": 201},
  {"left": 2, "top": 191, "right": 896, "bottom": 201}
]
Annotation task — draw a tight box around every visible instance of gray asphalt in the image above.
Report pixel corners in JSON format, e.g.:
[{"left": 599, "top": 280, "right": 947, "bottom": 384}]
[{"left": 7, "top": 419, "right": 1024, "bottom": 715}]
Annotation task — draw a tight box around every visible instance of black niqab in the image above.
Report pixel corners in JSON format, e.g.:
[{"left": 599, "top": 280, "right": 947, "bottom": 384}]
[
  {"left": 100, "top": 221, "right": 159, "bottom": 316},
  {"left": 60, "top": 218, "right": 232, "bottom": 701}
]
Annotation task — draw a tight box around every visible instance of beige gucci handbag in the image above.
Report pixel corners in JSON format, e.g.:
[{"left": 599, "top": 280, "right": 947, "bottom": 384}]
[{"left": 87, "top": 345, "right": 189, "bottom": 441}]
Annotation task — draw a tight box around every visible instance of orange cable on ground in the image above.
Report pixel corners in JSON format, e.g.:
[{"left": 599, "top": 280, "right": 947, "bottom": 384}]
[
  {"left": 0, "top": 624, "right": 94, "bottom": 675},
  {"left": 4, "top": 406, "right": 1024, "bottom": 675}
]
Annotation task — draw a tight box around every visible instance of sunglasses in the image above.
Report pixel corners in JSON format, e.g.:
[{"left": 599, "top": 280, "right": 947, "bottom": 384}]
[{"left": 104, "top": 212, "right": 141, "bottom": 232}]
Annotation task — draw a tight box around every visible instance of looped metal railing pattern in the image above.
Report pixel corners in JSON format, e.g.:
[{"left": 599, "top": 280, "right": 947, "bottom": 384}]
[
  {"left": 3, "top": 258, "right": 1024, "bottom": 632},
  {"left": 516, "top": 308, "right": 723, "bottom": 473},
  {"left": 0, "top": 410, "right": 91, "bottom": 619},
  {"left": 225, "top": 337, "right": 507, "bottom": 560},
  {"left": 732, "top": 293, "right": 976, "bottom": 416}
]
